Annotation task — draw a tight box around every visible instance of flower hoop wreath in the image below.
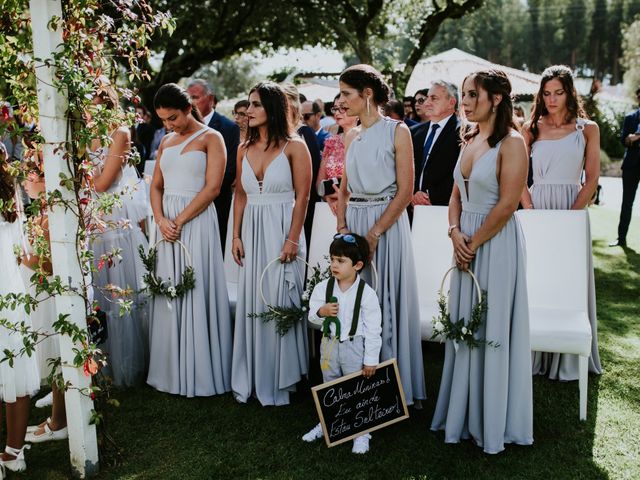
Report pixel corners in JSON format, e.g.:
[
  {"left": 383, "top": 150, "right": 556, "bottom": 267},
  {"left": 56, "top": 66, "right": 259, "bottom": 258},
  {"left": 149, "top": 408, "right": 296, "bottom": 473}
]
[
  {"left": 250, "top": 256, "right": 379, "bottom": 336},
  {"left": 431, "top": 266, "right": 497, "bottom": 350},
  {"left": 138, "top": 239, "right": 195, "bottom": 299}
]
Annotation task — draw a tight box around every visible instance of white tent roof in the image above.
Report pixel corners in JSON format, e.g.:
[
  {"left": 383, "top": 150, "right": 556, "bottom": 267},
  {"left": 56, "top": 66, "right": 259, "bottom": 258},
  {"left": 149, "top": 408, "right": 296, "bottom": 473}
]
[{"left": 405, "top": 48, "right": 542, "bottom": 97}]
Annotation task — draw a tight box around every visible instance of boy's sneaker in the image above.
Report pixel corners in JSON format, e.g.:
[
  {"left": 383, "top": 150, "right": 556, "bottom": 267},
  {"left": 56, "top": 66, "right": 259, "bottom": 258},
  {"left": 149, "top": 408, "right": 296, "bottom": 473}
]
[
  {"left": 352, "top": 433, "right": 371, "bottom": 454},
  {"left": 302, "top": 423, "right": 323, "bottom": 442}
]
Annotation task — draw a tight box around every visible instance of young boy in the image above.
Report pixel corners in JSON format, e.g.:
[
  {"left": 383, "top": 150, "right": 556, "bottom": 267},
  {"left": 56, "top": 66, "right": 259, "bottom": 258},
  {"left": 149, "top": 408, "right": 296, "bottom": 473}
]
[{"left": 302, "top": 233, "right": 382, "bottom": 454}]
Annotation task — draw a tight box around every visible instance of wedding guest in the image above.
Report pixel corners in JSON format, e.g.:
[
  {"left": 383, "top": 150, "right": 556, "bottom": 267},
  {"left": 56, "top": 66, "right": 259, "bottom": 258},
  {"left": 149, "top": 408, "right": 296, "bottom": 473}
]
[
  {"left": 431, "top": 69, "right": 533, "bottom": 454},
  {"left": 89, "top": 82, "right": 149, "bottom": 387},
  {"left": 0, "top": 149, "right": 39, "bottom": 472},
  {"left": 384, "top": 99, "right": 417, "bottom": 127},
  {"left": 610, "top": 87, "right": 640, "bottom": 248},
  {"left": 521, "top": 65, "right": 602, "bottom": 380},
  {"left": 147, "top": 83, "right": 232, "bottom": 397},
  {"left": 233, "top": 100, "right": 249, "bottom": 143},
  {"left": 316, "top": 95, "right": 358, "bottom": 214},
  {"left": 302, "top": 233, "right": 381, "bottom": 454},
  {"left": 231, "top": 81, "right": 311, "bottom": 406},
  {"left": 403, "top": 96, "right": 418, "bottom": 122},
  {"left": 336, "top": 64, "right": 426, "bottom": 406},
  {"left": 414, "top": 88, "right": 431, "bottom": 123},
  {"left": 302, "top": 100, "right": 330, "bottom": 152}
]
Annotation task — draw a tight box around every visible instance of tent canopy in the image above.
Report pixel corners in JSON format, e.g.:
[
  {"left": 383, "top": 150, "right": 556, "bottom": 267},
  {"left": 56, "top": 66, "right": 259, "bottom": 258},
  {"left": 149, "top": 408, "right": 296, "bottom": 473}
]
[{"left": 405, "top": 48, "right": 542, "bottom": 97}]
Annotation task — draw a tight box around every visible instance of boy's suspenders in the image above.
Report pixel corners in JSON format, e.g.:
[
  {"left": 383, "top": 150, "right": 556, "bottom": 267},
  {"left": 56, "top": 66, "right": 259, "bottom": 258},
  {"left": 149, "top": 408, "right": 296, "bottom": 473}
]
[{"left": 324, "top": 277, "right": 366, "bottom": 339}]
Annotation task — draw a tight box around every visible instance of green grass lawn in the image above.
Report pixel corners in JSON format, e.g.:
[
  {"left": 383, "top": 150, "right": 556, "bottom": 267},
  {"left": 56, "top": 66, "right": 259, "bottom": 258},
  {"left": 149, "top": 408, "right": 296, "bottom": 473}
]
[{"left": 24, "top": 207, "right": 639, "bottom": 479}]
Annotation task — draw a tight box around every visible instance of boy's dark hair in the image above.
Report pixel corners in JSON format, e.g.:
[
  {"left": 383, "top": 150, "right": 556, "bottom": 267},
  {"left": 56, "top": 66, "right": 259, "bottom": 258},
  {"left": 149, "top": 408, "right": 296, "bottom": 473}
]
[{"left": 329, "top": 233, "right": 370, "bottom": 269}]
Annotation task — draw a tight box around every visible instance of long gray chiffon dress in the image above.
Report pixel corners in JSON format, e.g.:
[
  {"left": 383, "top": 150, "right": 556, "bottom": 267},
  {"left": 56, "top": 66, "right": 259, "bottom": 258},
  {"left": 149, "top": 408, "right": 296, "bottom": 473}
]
[
  {"left": 231, "top": 142, "right": 309, "bottom": 406},
  {"left": 146, "top": 127, "right": 232, "bottom": 397},
  {"left": 91, "top": 145, "right": 149, "bottom": 387},
  {"left": 431, "top": 133, "right": 534, "bottom": 454},
  {"left": 344, "top": 117, "right": 426, "bottom": 404},
  {"left": 529, "top": 118, "right": 602, "bottom": 380}
]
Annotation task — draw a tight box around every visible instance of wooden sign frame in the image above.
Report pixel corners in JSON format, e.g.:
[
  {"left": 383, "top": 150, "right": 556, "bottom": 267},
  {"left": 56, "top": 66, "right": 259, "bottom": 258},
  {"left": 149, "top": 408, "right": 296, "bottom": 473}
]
[{"left": 311, "top": 358, "right": 409, "bottom": 447}]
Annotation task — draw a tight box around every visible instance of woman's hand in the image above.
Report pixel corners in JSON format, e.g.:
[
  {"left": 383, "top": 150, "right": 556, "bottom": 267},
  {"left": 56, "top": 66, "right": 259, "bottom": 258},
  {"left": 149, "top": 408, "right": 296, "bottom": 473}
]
[
  {"left": 365, "top": 231, "right": 379, "bottom": 259},
  {"left": 158, "top": 217, "right": 180, "bottom": 242},
  {"left": 232, "top": 238, "right": 245, "bottom": 266},
  {"left": 362, "top": 365, "right": 377, "bottom": 379},
  {"left": 451, "top": 230, "right": 474, "bottom": 268},
  {"left": 280, "top": 238, "right": 298, "bottom": 263}
]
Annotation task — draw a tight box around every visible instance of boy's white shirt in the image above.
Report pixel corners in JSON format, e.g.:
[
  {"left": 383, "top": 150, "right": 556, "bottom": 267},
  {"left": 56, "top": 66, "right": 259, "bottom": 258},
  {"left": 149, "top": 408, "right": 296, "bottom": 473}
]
[{"left": 308, "top": 275, "right": 382, "bottom": 366}]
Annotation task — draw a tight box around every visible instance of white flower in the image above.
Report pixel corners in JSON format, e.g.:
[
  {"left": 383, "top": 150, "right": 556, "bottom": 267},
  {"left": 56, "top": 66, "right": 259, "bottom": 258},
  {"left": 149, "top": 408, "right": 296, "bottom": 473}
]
[
  {"left": 301, "top": 306, "right": 308, "bottom": 312},
  {"left": 140, "top": 277, "right": 147, "bottom": 289},
  {"left": 434, "top": 321, "right": 444, "bottom": 332},
  {"left": 302, "top": 292, "right": 310, "bottom": 301},
  {"left": 167, "top": 286, "right": 177, "bottom": 298},
  {"left": 461, "top": 327, "right": 468, "bottom": 335}
]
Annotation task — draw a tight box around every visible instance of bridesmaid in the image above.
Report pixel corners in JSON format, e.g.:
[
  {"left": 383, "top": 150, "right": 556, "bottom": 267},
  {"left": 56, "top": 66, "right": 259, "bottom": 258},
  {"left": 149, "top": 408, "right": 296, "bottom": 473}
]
[
  {"left": 336, "top": 64, "right": 426, "bottom": 406},
  {"left": 147, "top": 84, "right": 232, "bottom": 397},
  {"left": 231, "top": 81, "right": 311, "bottom": 406},
  {"left": 521, "top": 65, "right": 602, "bottom": 380},
  {"left": 90, "top": 84, "right": 149, "bottom": 387},
  {"left": 431, "top": 69, "right": 533, "bottom": 454}
]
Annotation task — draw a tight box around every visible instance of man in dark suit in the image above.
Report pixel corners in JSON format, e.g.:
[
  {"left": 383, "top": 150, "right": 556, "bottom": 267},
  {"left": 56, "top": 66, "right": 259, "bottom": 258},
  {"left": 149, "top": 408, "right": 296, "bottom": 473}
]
[
  {"left": 187, "top": 79, "right": 240, "bottom": 254},
  {"left": 410, "top": 80, "right": 460, "bottom": 208},
  {"left": 611, "top": 88, "right": 640, "bottom": 247}
]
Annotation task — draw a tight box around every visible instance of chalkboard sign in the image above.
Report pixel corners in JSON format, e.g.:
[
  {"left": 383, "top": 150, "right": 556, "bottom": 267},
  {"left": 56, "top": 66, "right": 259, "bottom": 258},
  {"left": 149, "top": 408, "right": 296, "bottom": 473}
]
[{"left": 311, "top": 358, "right": 409, "bottom": 447}]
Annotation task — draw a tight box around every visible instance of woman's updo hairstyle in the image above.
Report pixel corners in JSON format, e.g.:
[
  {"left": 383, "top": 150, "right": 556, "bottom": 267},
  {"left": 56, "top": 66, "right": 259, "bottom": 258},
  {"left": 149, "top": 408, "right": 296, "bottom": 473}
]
[
  {"left": 462, "top": 69, "right": 516, "bottom": 148},
  {"left": 339, "top": 64, "right": 390, "bottom": 105},
  {"left": 529, "top": 65, "right": 586, "bottom": 144},
  {"left": 153, "top": 83, "right": 203, "bottom": 123}
]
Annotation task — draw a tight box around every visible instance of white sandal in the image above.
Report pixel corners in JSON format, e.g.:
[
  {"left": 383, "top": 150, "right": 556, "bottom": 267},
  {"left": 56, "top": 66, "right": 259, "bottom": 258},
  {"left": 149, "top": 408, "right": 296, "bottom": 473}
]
[
  {"left": 24, "top": 421, "right": 68, "bottom": 443},
  {"left": 0, "top": 444, "right": 30, "bottom": 476},
  {"left": 26, "top": 416, "right": 51, "bottom": 434}
]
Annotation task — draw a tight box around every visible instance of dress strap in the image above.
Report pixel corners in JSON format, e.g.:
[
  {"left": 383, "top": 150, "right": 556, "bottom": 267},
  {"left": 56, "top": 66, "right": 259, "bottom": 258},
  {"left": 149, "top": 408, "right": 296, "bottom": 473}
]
[
  {"left": 281, "top": 140, "right": 290, "bottom": 155},
  {"left": 576, "top": 118, "right": 587, "bottom": 131},
  {"left": 179, "top": 127, "right": 209, "bottom": 152}
]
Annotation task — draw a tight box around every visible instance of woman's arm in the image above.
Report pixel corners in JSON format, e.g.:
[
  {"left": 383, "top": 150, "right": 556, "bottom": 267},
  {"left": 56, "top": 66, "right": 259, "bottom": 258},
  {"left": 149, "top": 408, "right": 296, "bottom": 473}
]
[
  {"left": 93, "top": 127, "right": 130, "bottom": 193},
  {"left": 519, "top": 122, "right": 534, "bottom": 209},
  {"left": 363, "top": 123, "right": 414, "bottom": 253},
  {"left": 149, "top": 137, "right": 177, "bottom": 241},
  {"left": 448, "top": 182, "right": 474, "bottom": 269},
  {"left": 467, "top": 134, "right": 528, "bottom": 252},
  {"left": 281, "top": 139, "right": 312, "bottom": 262},
  {"left": 336, "top": 129, "right": 358, "bottom": 233},
  {"left": 572, "top": 122, "right": 601, "bottom": 210},
  {"left": 173, "top": 130, "right": 226, "bottom": 228},
  {"left": 231, "top": 145, "right": 247, "bottom": 266}
]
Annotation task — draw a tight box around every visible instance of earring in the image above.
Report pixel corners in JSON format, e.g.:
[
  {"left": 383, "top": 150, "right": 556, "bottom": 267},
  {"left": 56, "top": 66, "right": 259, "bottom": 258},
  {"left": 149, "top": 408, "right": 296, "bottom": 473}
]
[
  {"left": 491, "top": 106, "right": 496, "bottom": 114},
  {"left": 367, "top": 97, "right": 371, "bottom": 116}
]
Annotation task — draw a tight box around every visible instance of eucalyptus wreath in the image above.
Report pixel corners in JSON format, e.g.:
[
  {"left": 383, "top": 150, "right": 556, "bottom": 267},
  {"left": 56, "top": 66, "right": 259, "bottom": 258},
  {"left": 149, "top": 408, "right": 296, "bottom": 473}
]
[
  {"left": 431, "top": 267, "right": 497, "bottom": 349},
  {"left": 138, "top": 241, "right": 195, "bottom": 299}
]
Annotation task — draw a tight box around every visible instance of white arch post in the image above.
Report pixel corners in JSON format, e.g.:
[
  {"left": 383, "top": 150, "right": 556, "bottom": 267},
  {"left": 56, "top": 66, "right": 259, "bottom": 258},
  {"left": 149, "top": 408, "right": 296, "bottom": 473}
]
[{"left": 29, "top": 0, "right": 99, "bottom": 477}]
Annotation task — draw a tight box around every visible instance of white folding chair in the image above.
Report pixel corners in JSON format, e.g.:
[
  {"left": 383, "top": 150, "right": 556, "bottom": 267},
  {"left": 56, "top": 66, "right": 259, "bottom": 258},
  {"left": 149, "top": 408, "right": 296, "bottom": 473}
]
[
  {"left": 516, "top": 209, "right": 592, "bottom": 420},
  {"left": 410, "top": 206, "right": 453, "bottom": 341}
]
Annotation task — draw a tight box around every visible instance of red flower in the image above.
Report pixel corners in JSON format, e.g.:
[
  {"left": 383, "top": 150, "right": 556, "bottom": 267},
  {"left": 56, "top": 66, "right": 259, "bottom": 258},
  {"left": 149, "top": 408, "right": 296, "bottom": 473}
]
[
  {"left": 83, "top": 357, "right": 99, "bottom": 377},
  {"left": 90, "top": 392, "right": 96, "bottom": 401},
  {"left": 97, "top": 258, "right": 105, "bottom": 270}
]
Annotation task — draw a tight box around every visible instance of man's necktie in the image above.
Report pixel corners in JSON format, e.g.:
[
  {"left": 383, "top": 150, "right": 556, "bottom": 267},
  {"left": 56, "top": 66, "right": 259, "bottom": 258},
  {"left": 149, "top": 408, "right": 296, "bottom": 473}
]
[{"left": 419, "top": 123, "right": 440, "bottom": 189}]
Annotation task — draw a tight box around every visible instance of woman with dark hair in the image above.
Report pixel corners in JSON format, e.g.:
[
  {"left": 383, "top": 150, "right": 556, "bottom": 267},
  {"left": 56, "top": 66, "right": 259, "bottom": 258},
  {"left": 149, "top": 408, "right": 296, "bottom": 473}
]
[
  {"left": 230, "top": 82, "right": 311, "bottom": 406},
  {"left": 146, "top": 83, "right": 232, "bottom": 397},
  {"left": 0, "top": 146, "right": 39, "bottom": 474},
  {"left": 335, "top": 64, "right": 426, "bottom": 406},
  {"left": 317, "top": 94, "right": 358, "bottom": 214},
  {"left": 521, "top": 65, "right": 601, "bottom": 380},
  {"left": 431, "top": 70, "right": 533, "bottom": 453}
]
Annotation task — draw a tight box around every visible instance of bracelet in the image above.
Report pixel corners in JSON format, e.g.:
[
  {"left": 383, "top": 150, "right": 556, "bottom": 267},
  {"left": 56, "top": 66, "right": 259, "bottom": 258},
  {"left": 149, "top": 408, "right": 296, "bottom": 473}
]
[
  {"left": 285, "top": 238, "right": 299, "bottom": 247},
  {"left": 371, "top": 229, "right": 382, "bottom": 240},
  {"left": 447, "top": 225, "right": 459, "bottom": 238},
  {"left": 233, "top": 235, "right": 241, "bottom": 240},
  {"left": 337, "top": 224, "right": 347, "bottom": 232}
]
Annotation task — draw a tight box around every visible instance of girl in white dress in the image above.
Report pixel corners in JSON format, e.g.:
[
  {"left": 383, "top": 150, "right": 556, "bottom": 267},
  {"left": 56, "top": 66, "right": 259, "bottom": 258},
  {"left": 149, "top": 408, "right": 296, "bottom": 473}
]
[{"left": 0, "top": 144, "right": 39, "bottom": 474}]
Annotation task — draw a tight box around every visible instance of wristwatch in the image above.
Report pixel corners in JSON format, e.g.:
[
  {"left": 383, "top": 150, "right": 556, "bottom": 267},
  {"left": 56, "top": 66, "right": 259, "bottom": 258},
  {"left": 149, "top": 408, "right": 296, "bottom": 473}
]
[{"left": 447, "top": 225, "right": 459, "bottom": 238}]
